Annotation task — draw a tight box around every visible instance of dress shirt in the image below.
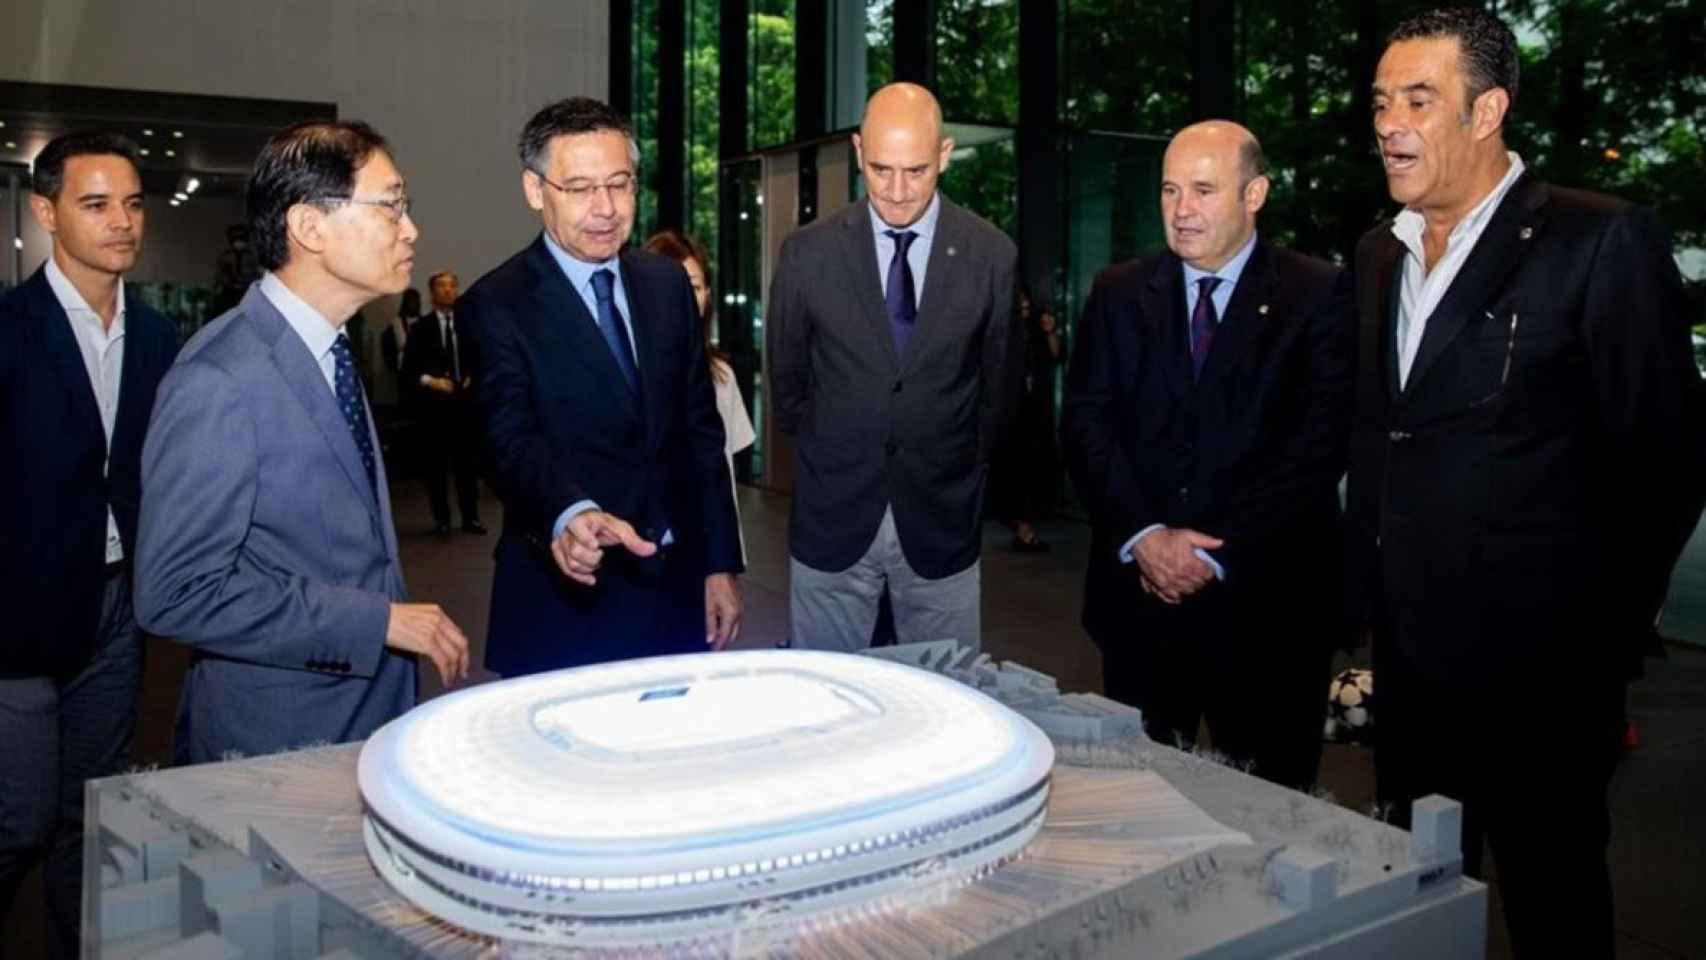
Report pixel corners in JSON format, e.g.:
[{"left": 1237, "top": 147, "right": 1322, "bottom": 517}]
[
  {"left": 45, "top": 257, "right": 126, "bottom": 563},
  {"left": 869, "top": 192, "right": 942, "bottom": 306},
  {"left": 260, "top": 271, "right": 341, "bottom": 393},
  {"left": 1392, "top": 152, "right": 1526, "bottom": 388},
  {"left": 1115, "top": 233, "right": 1259, "bottom": 581}
]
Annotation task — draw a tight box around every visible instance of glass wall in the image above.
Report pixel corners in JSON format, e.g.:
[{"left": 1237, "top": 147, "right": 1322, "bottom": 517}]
[
  {"left": 750, "top": 0, "right": 797, "bottom": 150},
  {"left": 686, "top": 0, "right": 720, "bottom": 255},
  {"left": 940, "top": 123, "right": 1017, "bottom": 237},
  {"left": 632, "top": 0, "right": 661, "bottom": 239},
  {"left": 936, "top": 0, "right": 1020, "bottom": 127}
]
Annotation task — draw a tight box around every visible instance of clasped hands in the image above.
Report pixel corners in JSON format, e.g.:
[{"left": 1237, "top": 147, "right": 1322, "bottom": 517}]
[
  {"left": 552, "top": 510, "right": 741, "bottom": 649},
  {"left": 1134, "top": 526, "right": 1224, "bottom": 605}
]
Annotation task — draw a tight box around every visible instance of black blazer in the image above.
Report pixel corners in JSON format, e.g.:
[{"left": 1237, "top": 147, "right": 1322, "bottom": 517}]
[
  {"left": 0, "top": 266, "right": 178, "bottom": 678},
  {"left": 463, "top": 238, "right": 741, "bottom": 674},
  {"left": 766, "top": 197, "right": 1023, "bottom": 579},
  {"left": 1062, "top": 242, "right": 1353, "bottom": 646},
  {"left": 1345, "top": 175, "right": 1706, "bottom": 686},
  {"left": 403, "top": 308, "right": 475, "bottom": 408}
]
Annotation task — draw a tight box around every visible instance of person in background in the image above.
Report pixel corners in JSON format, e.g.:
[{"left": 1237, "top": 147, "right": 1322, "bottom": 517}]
[
  {"left": 405, "top": 270, "right": 485, "bottom": 536},
  {"left": 643, "top": 229, "right": 755, "bottom": 559},
  {"left": 382, "top": 286, "right": 418, "bottom": 383}
]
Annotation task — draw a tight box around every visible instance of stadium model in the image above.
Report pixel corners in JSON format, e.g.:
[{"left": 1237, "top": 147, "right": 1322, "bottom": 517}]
[{"left": 357, "top": 650, "right": 1056, "bottom": 947}]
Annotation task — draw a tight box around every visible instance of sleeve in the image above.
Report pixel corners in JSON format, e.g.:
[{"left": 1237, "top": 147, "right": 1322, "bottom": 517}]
[
  {"left": 674, "top": 277, "right": 743, "bottom": 576},
  {"left": 1060, "top": 270, "right": 1158, "bottom": 541},
  {"left": 765, "top": 235, "right": 810, "bottom": 437},
  {"left": 978, "top": 242, "right": 1024, "bottom": 465},
  {"left": 133, "top": 360, "right": 391, "bottom": 676}
]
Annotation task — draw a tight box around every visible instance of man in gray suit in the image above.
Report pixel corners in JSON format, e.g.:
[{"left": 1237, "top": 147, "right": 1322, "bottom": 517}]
[
  {"left": 136, "top": 121, "right": 469, "bottom": 764},
  {"left": 767, "top": 83, "right": 1022, "bottom": 652}
]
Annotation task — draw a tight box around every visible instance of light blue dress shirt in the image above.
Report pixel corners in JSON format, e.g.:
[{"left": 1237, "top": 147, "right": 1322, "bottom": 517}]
[
  {"left": 1118, "top": 232, "right": 1260, "bottom": 581},
  {"left": 868, "top": 192, "right": 942, "bottom": 306},
  {"left": 261, "top": 272, "right": 341, "bottom": 393}
]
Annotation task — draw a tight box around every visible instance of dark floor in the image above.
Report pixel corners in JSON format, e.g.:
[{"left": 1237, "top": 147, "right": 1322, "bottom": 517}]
[{"left": 10, "top": 477, "right": 1705, "bottom": 958}]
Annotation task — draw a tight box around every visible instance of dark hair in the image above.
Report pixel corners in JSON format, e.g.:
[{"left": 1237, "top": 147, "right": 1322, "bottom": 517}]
[
  {"left": 1389, "top": 7, "right": 1519, "bottom": 118},
  {"left": 642, "top": 229, "right": 729, "bottom": 380},
  {"left": 427, "top": 269, "right": 457, "bottom": 287},
  {"left": 398, "top": 288, "right": 422, "bottom": 319},
  {"left": 246, "top": 120, "right": 390, "bottom": 271},
  {"left": 518, "top": 97, "right": 638, "bottom": 174},
  {"left": 1238, "top": 135, "right": 1269, "bottom": 192},
  {"left": 30, "top": 131, "right": 141, "bottom": 201}
]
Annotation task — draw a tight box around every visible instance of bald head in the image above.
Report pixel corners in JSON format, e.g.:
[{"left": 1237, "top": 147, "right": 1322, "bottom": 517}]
[
  {"left": 855, "top": 83, "right": 955, "bottom": 229},
  {"left": 1160, "top": 121, "right": 1270, "bottom": 272}
]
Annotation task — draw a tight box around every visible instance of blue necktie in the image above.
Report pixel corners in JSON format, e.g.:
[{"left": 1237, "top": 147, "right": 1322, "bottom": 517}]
[
  {"left": 1190, "top": 276, "right": 1222, "bottom": 380},
  {"left": 884, "top": 229, "right": 918, "bottom": 355},
  {"left": 591, "top": 268, "right": 639, "bottom": 392},
  {"left": 330, "top": 333, "right": 378, "bottom": 498}
]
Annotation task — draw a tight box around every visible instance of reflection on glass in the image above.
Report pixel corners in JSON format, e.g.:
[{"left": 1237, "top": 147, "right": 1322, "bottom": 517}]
[
  {"left": 688, "top": 0, "right": 720, "bottom": 260},
  {"left": 633, "top": 0, "right": 661, "bottom": 238},
  {"left": 750, "top": 0, "right": 796, "bottom": 150},
  {"left": 720, "top": 158, "right": 765, "bottom": 482},
  {"left": 940, "top": 124, "right": 1017, "bottom": 238},
  {"left": 936, "top": 0, "right": 1019, "bottom": 127}
]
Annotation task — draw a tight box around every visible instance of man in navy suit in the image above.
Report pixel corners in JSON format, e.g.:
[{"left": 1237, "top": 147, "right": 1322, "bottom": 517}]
[
  {"left": 464, "top": 97, "right": 742, "bottom": 675},
  {"left": 0, "top": 132, "right": 178, "bottom": 959},
  {"left": 135, "top": 121, "right": 469, "bottom": 764}
]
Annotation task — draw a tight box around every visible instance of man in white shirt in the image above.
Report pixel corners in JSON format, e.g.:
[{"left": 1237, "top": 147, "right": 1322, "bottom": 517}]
[
  {"left": 0, "top": 131, "right": 179, "bottom": 959},
  {"left": 1345, "top": 8, "right": 1705, "bottom": 955},
  {"left": 135, "top": 121, "right": 470, "bottom": 764}
]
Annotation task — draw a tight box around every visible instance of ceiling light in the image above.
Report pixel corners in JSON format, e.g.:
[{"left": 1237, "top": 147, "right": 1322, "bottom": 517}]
[
  {"left": 185, "top": 177, "right": 201, "bottom": 194},
  {"left": 173, "top": 192, "right": 188, "bottom": 201},
  {"left": 165, "top": 149, "right": 176, "bottom": 157},
  {"left": 12, "top": 238, "right": 21, "bottom": 250},
  {"left": 3, "top": 142, "right": 14, "bottom": 150},
  {"left": 172, "top": 130, "right": 184, "bottom": 139},
  {"left": 169, "top": 199, "right": 181, "bottom": 207},
  {"left": 0, "top": 120, "right": 7, "bottom": 128},
  {"left": 142, "top": 128, "right": 154, "bottom": 137},
  {"left": 139, "top": 148, "right": 150, "bottom": 157}
]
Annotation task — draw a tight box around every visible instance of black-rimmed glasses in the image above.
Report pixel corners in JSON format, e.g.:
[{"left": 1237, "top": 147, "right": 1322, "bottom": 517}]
[
  {"left": 529, "top": 169, "right": 637, "bottom": 205},
  {"left": 310, "top": 195, "right": 412, "bottom": 223}
]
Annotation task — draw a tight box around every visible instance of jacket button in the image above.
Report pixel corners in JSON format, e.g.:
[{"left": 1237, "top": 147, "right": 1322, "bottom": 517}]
[
  {"left": 1389, "top": 430, "right": 1411, "bottom": 443},
  {"left": 1178, "top": 486, "right": 1190, "bottom": 501},
  {"left": 886, "top": 441, "right": 898, "bottom": 456},
  {"left": 892, "top": 379, "right": 903, "bottom": 393}
]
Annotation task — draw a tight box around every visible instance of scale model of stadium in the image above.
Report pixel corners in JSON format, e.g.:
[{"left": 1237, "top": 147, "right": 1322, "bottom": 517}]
[{"left": 358, "top": 649, "right": 1056, "bottom": 946}]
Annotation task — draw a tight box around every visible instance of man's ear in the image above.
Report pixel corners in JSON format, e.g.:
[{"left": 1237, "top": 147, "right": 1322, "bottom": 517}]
[
  {"left": 27, "top": 193, "right": 57, "bottom": 234},
  {"left": 521, "top": 168, "right": 546, "bottom": 212},
  {"left": 1243, "top": 174, "right": 1270, "bottom": 215},
  {"left": 1471, "top": 86, "right": 1510, "bottom": 142},
  {"left": 285, "top": 203, "right": 329, "bottom": 258},
  {"left": 937, "top": 136, "right": 956, "bottom": 175}
]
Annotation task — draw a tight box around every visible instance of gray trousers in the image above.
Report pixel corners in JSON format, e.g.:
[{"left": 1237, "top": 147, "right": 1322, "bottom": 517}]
[
  {"left": 790, "top": 507, "right": 981, "bottom": 652},
  {"left": 0, "top": 570, "right": 140, "bottom": 960}
]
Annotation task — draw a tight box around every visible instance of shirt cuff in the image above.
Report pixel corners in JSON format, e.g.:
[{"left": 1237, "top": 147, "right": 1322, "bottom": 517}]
[
  {"left": 1118, "top": 524, "right": 1226, "bottom": 581},
  {"left": 552, "top": 500, "right": 600, "bottom": 540}
]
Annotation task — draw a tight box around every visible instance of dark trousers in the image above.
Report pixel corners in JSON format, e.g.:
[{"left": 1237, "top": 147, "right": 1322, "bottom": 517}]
[
  {"left": 420, "top": 401, "right": 481, "bottom": 528},
  {"left": 1101, "top": 616, "right": 1331, "bottom": 792},
  {"left": 0, "top": 569, "right": 140, "bottom": 959},
  {"left": 1375, "top": 641, "right": 1622, "bottom": 959}
]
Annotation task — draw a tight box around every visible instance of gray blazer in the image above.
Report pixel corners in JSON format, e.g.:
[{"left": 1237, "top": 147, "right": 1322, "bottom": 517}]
[
  {"left": 767, "top": 196, "right": 1022, "bottom": 579},
  {"left": 136, "top": 284, "right": 414, "bottom": 764}
]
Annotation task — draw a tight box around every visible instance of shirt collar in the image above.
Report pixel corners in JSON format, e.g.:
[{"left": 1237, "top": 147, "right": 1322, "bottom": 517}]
[
  {"left": 44, "top": 256, "right": 127, "bottom": 329},
  {"left": 542, "top": 230, "right": 620, "bottom": 296},
  {"left": 869, "top": 191, "right": 943, "bottom": 246},
  {"left": 1181, "top": 230, "right": 1258, "bottom": 290},
  {"left": 260, "top": 271, "right": 341, "bottom": 362},
  {"left": 1392, "top": 151, "right": 1526, "bottom": 248}
]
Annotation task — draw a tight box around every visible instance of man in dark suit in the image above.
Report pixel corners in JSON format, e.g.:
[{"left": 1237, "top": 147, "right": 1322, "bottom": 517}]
[
  {"left": 136, "top": 121, "right": 469, "bottom": 764},
  {"left": 1347, "top": 9, "right": 1704, "bottom": 955},
  {"left": 0, "top": 132, "right": 177, "bottom": 960},
  {"left": 767, "top": 82, "right": 1022, "bottom": 652},
  {"left": 465, "top": 97, "right": 742, "bottom": 676},
  {"left": 1061, "top": 121, "right": 1352, "bottom": 790},
  {"left": 405, "top": 269, "right": 485, "bottom": 536}
]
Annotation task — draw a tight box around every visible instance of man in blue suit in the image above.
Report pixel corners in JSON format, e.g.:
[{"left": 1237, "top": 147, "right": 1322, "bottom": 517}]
[
  {"left": 464, "top": 98, "right": 743, "bottom": 675},
  {"left": 136, "top": 121, "right": 469, "bottom": 764},
  {"left": 0, "top": 131, "right": 178, "bottom": 959}
]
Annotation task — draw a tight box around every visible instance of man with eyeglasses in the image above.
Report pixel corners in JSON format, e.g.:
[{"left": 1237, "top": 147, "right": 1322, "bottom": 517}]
[
  {"left": 460, "top": 97, "right": 742, "bottom": 675},
  {"left": 136, "top": 120, "right": 470, "bottom": 764},
  {"left": 1344, "top": 9, "right": 1704, "bottom": 954}
]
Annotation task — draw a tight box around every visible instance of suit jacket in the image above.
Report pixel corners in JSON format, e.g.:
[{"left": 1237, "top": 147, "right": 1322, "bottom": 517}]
[
  {"left": 1345, "top": 174, "right": 1706, "bottom": 688},
  {"left": 135, "top": 284, "right": 414, "bottom": 763},
  {"left": 766, "top": 197, "right": 1022, "bottom": 579},
  {"left": 1061, "top": 242, "right": 1353, "bottom": 646},
  {"left": 380, "top": 318, "right": 406, "bottom": 376},
  {"left": 463, "top": 238, "right": 741, "bottom": 675},
  {"left": 0, "top": 266, "right": 178, "bottom": 678},
  {"left": 403, "top": 308, "right": 476, "bottom": 405}
]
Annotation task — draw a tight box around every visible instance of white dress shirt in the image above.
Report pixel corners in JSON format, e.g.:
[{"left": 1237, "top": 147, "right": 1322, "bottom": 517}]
[
  {"left": 1392, "top": 152, "right": 1526, "bottom": 388},
  {"left": 45, "top": 258, "right": 127, "bottom": 563}
]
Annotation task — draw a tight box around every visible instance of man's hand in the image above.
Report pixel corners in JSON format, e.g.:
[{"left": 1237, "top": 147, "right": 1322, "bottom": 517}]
[
  {"left": 552, "top": 510, "right": 657, "bottom": 586},
  {"left": 423, "top": 375, "right": 456, "bottom": 394},
  {"left": 1134, "top": 527, "right": 1224, "bottom": 604},
  {"left": 386, "top": 603, "right": 470, "bottom": 685},
  {"left": 705, "top": 573, "right": 742, "bottom": 650}
]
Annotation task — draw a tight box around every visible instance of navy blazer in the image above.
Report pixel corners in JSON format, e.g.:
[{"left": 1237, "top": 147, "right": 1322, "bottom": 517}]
[
  {"left": 0, "top": 266, "right": 178, "bottom": 679},
  {"left": 135, "top": 285, "right": 414, "bottom": 762},
  {"left": 464, "top": 239, "right": 741, "bottom": 675}
]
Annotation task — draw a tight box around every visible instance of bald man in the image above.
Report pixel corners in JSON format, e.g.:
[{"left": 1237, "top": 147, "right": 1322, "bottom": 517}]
[
  {"left": 768, "top": 83, "right": 1021, "bottom": 652},
  {"left": 1061, "top": 121, "right": 1352, "bottom": 789}
]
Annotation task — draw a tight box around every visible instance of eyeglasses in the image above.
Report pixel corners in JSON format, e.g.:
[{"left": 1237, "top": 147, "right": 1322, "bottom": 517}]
[
  {"left": 530, "top": 169, "right": 637, "bottom": 205},
  {"left": 310, "top": 194, "right": 412, "bottom": 223}
]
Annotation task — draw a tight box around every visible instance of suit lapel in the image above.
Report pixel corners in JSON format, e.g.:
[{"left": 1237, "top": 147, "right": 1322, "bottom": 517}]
[
  {"left": 1196, "top": 242, "right": 1273, "bottom": 389},
  {"left": 1403, "top": 174, "right": 1547, "bottom": 396},
  {"left": 1141, "top": 254, "right": 1193, "bottom": 403},
  {"left": 524, "top": 237, "right": 642, "bottom": 424},
  {"left": 844, "top": 199, "right": 902, "bottom": 371},
  {"left": 617, "top": 249, "right": 656, "bottom": 438},
  {"left": 111, "top": 289, "right": 159, "bottom": 455},
  {"left": 249, "top": 288, "right": 381, "bottom": 515},
  {"left": 26, "top": 270, "right": 105, "bottom": 438},
  {"left": 903, "top": 199, "right": 967, "bottom": 374},
  {"left": 1356, "top": 230, "right": 1405, "bottom": 402}
]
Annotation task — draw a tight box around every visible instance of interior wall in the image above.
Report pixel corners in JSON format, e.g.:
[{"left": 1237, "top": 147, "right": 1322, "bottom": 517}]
[{"left": 0, "top": 0, "right": 610, "bottom": 292}]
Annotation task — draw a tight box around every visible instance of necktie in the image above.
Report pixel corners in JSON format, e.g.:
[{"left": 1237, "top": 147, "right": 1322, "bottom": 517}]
[
  {"left": 443, "top": 312, "right": 460, "bottom": 384},
  {"left": 1190, "top": 276, "right": 1222, "bottom": 380},
  {"left": 590, "top": 269, "right": 639, "bottom": 392},
  {"left": 883, "top": 229, "right": 918, "bottom": 355},
  {"left": 330, "top": 333, "right": 378, "bottom": 498}
]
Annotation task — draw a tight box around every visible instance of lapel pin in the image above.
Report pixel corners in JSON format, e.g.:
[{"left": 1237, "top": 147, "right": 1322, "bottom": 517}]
[
  {"left": 1258, "top": 304, "right": 1269, "bottom": 315},
  {"left": 946, "top": 246, "right": 957, "bottom": 257},
  {"left": 1519, "top": 226, "right": 1533, "bottom": 240}
]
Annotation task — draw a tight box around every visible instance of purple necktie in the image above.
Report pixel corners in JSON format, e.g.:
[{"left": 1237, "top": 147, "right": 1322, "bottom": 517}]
[
  {"left": 884, "top": 229, "right": 918, "bottom": 355},
  {"left": 1190, "top": 276, "right": 1222, "bottom": 379}
]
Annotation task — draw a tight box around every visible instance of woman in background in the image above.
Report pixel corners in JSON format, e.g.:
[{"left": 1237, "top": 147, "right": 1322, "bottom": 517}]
[{"left": 643, "top": 230, "right": 755, "bottom": 559}]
